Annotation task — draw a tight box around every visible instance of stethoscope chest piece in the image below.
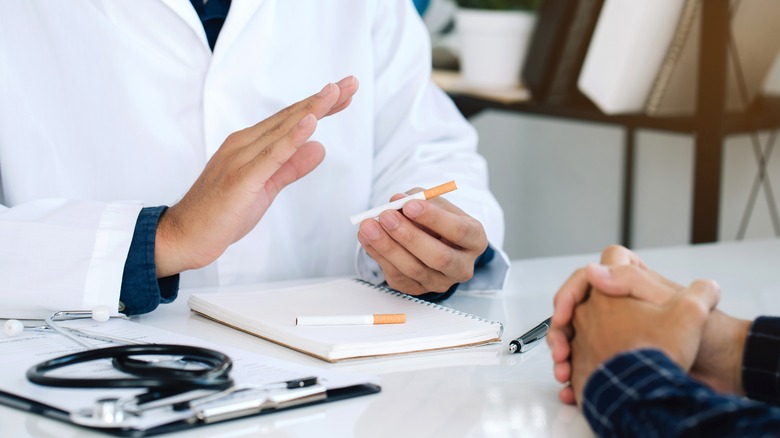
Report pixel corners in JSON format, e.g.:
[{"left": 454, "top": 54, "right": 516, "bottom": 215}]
[{"left": 70, "top": 397, "right": 141, "bottom": 429}]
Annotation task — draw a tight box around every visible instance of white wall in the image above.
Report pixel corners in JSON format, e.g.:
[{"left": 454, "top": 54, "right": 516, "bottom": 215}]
[
  {"left": 473, "top": 111, "right": 780, "bottom": 260},
  {"left": 473, "top": 112, "right": 624, "bottom": 259}
]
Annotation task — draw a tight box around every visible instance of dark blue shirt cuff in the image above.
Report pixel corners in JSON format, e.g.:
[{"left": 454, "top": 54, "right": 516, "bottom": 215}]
[{"left": 119, "top": 206, "right": 179, "bottom": 315}]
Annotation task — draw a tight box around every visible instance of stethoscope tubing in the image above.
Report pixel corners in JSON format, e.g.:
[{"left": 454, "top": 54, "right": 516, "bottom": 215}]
[
  {"left": 27, "top": 344, "right": 234, "bottom": 390},
  {"left": 24, "top": 325, "right": 147, "bottom": 346}
]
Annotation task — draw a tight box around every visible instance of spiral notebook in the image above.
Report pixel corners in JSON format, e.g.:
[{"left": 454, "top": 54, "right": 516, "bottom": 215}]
[{"left": 188, "top": 278, "right": 503, "bottom": 362}]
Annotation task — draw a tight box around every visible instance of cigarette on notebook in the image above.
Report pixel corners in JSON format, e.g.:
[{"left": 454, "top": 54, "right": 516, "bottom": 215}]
[
  {"left": 295, "top": 313, "right": 406, "bottom": 326},
  {"left": 349, "top": 180, "right": 458, "bottom": 225}
]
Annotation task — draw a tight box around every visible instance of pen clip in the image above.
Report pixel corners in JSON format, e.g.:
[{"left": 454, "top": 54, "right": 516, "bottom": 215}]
[{"left": 518, "top": 336, "right": 545, "bottom": 353}]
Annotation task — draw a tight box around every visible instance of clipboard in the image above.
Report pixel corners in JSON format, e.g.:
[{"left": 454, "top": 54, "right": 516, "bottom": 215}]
[
  {"left": 0, "top": 318, "right": 380, "bottom": 436},
  {"left": 0, "top": 382, "right": 381, "bottom": 436}
]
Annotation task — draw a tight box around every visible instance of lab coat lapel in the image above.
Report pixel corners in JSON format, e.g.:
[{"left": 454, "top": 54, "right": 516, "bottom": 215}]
[
  {"left": 159, "top": 0, "right": 211, "bottom": 51},
  {"left": 211, "top": 0, "right": 268, "bottom": 64},
  {"left": 156, "top": 0, "right": 268, "bottom": 64}
]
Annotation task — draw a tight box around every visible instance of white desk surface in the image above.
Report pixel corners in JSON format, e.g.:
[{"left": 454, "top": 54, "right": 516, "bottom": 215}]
[{"left": 3, "top": 239, "right": 779, "bottom": 437}]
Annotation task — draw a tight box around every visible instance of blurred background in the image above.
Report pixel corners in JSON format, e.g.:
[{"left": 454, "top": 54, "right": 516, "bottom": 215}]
[{"left": 419, "top": 0, "right": 780, "bottom": 260}]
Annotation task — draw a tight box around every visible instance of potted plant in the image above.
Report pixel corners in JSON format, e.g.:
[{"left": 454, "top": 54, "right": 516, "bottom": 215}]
[{"left": 455, "top": 0, "right": 542, "bottom": 88}]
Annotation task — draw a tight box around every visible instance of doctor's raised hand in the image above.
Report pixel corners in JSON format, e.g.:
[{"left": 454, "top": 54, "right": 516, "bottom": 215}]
[
  {"left": 154, "top": 77, "right": 359, "bottom": 278},
  {"left": 357, "top": 189, "right": 489, "bottom": 296}
]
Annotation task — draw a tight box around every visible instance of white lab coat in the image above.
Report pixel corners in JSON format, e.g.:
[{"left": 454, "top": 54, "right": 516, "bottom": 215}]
[{"left": 0, "top": 0, "right": 506, "bottom": 317}]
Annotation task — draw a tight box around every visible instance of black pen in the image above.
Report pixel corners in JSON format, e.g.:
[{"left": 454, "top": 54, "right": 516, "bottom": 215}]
[{"left": 508, "top": 317, "right": 552, "bottom": 354}]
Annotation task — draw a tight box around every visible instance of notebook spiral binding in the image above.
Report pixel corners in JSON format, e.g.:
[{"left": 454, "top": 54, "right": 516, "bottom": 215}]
[{"left": 353, "top": 279, "right": 504, "bottom": 338}]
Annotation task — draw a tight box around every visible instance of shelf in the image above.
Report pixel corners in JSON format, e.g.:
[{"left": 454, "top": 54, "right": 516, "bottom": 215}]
[
  {"left": 441, "top": 1, "right": 780, "bottom": 245},
  {"left": 449, "top": 93, "right": 780, "bottom": 135}
]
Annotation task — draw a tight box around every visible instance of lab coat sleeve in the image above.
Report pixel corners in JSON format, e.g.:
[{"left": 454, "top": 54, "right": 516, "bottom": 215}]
[
  {"left": 355, "top": 1, "right": 509, "bottom": 292},
  {"left": 0, "top": 199, "right": 142, "bottom": 318}
]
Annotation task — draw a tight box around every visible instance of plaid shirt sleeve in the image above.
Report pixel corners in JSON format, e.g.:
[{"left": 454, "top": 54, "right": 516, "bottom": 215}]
[{"left": 582, "top": 348, "right": 780, "bottom": 437}]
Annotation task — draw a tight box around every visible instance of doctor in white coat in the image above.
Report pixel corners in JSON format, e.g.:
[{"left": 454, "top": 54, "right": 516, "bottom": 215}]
[{"left": 0, "top": 0, "right": 506, "bottom": 317}]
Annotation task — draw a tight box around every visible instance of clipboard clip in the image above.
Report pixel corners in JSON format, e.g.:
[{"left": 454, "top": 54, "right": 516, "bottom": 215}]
[
  {"left": 69, "top": 380, "right": 327, "bottom": 430},
  {"left": 193, "top": 384, "right": 327, "bottom": 424}
]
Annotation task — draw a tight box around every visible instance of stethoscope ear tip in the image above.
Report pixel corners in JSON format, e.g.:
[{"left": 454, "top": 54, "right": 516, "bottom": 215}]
[
  {"left": 4, "top": 319, "right": 24, "bottom": 337},
  {"left": 4, "top": 306, "right": 114, "bottom": 338},
  {"left": 91, "top": 306, "right": 111, "bottom": 322}
]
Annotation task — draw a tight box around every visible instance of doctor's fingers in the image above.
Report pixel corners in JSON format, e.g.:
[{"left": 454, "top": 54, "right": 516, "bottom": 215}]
[
  {"left": 324, "top": 76, "right": 358, "bottom": 116},
  {"left": 584, "top": 263, "right": 683, "bottom": 306},
  {"left": 398, "top": 197, "right": 488, "bottom": 256},
  {"left": 261, "top": 141, "right": 326, "bottom": 200},
  {"left": 357, "top": 222, "right": 454, "bottom": 295},
  {"left": 384, "top": 201, "right": 484, "bottom": 278},
  {"left": 238, "top": 114, "right": 324, "bottom": 186},
  {"left": 326, "top": 97, "right": 353, "bottom": 117},
  {"left": 229, "top": 76, "right": 356, "bottom": 148},
  {"left": 367, "top": 250, "right": 440, "bottom": 296}
]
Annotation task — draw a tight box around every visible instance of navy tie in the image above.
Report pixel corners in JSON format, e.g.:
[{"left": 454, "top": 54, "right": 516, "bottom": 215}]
[{"left": 189, "top": 0, "right": 232, "bottom": 51}]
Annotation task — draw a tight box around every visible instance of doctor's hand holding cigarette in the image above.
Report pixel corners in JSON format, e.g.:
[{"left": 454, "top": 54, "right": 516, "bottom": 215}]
[{"left": 355, "top": 181, "right": 489, "bottom": 296}]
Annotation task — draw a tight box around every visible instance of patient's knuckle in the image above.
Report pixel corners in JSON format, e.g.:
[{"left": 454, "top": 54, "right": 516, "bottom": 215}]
[
  {"left": 678, "top": 295, "right": 707, "bottom": 318},
  {"left": 602, "top": 244, "right": 625, "bottom": 256},
  {"left": 692, "top": 278, "right": 720, "bottom": 293}
]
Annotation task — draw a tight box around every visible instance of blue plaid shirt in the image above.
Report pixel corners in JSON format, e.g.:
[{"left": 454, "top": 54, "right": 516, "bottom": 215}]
[{"left": 583, "top": 317, "right": 780, "bottom": 437}]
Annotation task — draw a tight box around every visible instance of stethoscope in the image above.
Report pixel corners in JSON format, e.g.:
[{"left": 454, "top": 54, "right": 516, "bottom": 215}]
[{"left": 3, "top": 307, "right": 235, "bottom": 427}]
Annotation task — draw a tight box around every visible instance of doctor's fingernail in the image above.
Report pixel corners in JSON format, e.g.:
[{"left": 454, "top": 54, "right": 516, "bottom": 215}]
[
  {"left": 317, "top": 83, "right": 334, "bottom": 97},
  {"left": 379, "top": 211, "right": 400, "bottom": 230},
  {"left": 403, "top": 200, "right": 423, "bottom": 218},
  {"left": 298, "top": 113, "right": 315, "bottom": 128},
  {"left": 361, "top": 221, "right": 381, "bottom": 240},
  {"left": 336, "top": 76, "right": 355, "bottom": 88}
]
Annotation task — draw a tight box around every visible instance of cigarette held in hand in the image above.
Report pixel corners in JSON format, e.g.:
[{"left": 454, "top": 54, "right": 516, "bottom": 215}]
[{"left": 349, "top": 180, "right": 457, "bottom": 225}]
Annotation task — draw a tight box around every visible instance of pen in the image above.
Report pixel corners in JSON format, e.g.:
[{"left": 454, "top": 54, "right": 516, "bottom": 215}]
[
  {"left": 508, "top": 317, "right": 551, "bottom": 354},
  {"left": 295, "top": 314, "right": 406, "bottom": 326},
  {"left": 349, "top": 180, "right": 458, "bottom": 225}
]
